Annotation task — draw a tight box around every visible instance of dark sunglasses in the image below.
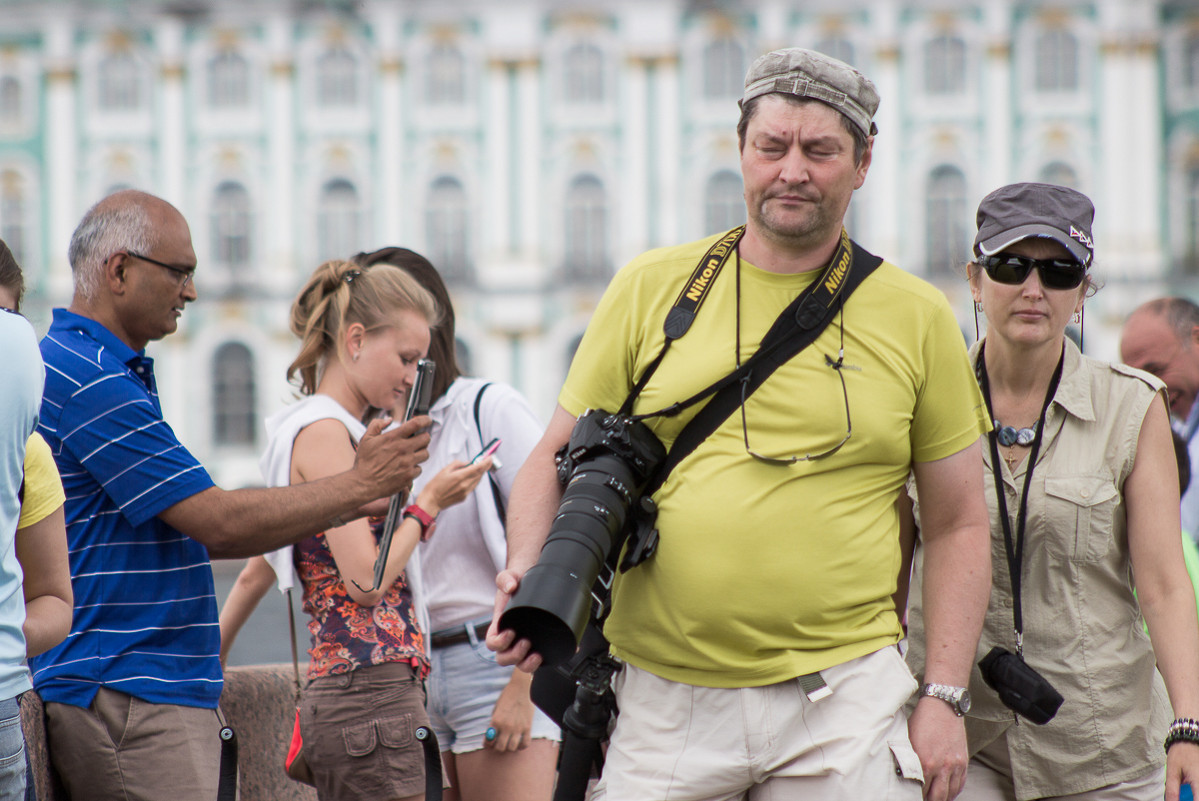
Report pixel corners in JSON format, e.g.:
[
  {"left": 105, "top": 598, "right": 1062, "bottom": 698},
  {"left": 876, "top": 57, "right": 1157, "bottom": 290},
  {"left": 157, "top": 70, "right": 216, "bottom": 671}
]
[{"left": 979, "top": 254, "right": 1086, "bottom": 290}]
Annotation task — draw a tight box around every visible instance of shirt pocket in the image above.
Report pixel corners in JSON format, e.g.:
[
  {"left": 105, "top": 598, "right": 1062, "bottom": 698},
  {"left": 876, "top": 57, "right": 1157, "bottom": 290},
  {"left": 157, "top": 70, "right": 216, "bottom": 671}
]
[{"left": 1042, "top": 475, "right": 1119, "bottom": 563}]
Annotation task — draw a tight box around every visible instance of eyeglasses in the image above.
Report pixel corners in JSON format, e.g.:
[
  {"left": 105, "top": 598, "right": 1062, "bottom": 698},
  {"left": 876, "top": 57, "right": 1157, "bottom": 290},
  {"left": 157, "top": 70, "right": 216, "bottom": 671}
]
[
  {"left": 979, "top": 254, "right": 1085, "bottom": 290},
  {"left": 740, "top": 351, "right": 853, "bottom": 465},
  {"left": 125, "top": 251, "right": 196, "bottom": 287}
]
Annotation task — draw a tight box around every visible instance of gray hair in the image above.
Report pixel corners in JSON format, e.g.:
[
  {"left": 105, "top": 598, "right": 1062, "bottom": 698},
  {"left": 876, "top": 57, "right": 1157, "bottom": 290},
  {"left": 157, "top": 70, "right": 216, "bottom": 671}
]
[
  {"left": 1141, "top": 297, "right": 1199, "bottom": 349},
  {"left": 67, "top": 191, "right": 157, "bottom": 301}
]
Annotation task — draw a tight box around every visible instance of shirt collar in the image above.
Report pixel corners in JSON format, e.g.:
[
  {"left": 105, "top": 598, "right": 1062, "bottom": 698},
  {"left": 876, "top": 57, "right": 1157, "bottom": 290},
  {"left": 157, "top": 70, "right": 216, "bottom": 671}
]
[
  {"left": 969, "top": 336, "right": 1094, "bottom": 424},
  {"left": 50, "top": 307, "right": 150, "bottom": 371}
]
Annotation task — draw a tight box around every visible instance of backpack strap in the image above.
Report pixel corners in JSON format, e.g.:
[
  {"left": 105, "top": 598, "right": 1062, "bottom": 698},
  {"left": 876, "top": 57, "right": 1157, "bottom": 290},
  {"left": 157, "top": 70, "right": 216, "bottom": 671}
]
[{"left": 473, "top": 383, "right": 507, "bottom": 525}]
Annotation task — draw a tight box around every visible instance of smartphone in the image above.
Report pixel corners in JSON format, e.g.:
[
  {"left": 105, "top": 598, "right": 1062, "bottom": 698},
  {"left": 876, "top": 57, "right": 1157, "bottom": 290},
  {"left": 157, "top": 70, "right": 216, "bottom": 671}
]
[
  {"left": 471, "top": 437, "right": 502, "bottom": 465},
  {"left": 403, "top": 358, "right": 436, "bottom": 422},
  {"left": 358, "top": 360, "right": 436, "bottom": 593}
]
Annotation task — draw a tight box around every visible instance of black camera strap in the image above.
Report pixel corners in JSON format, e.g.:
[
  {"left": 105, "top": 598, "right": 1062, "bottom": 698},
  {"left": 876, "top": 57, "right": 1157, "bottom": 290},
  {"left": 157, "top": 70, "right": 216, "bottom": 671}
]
[
  {"left": 976, "top": 343, "right": 1064, "bottom": 652},
  {"left": 620, "top": 226, "right": 881, "bottom": 495}
]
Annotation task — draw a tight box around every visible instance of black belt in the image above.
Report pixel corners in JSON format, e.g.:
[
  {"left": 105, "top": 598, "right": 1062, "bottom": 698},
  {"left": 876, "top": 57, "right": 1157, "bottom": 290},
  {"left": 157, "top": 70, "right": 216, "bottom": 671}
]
[{"left": 430, "top": 620, "right": 490, "bottom": 649}]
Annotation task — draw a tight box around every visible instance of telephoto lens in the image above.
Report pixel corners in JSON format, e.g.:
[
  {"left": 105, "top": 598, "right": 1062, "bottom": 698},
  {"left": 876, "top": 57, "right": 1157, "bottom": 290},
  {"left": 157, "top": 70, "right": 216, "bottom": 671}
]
[{"left": 499, "top": 410, "right": 665, "bottom": 666}]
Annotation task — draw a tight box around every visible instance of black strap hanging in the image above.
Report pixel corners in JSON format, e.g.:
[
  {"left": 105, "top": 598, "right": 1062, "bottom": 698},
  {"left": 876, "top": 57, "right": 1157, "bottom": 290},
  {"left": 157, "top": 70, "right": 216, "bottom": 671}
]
[{"left": 975, "top": 344, "right": 1064, "bottom": 650}]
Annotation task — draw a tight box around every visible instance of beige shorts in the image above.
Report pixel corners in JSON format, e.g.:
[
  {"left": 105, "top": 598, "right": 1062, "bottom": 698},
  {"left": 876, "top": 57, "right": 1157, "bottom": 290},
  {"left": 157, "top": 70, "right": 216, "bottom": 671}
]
[
  {"left": 44, "top": 688, "right": 221, "bottom": 801},
  {"left": 300, "top": 661, "right": 430, "bottom": 801},
  {"left": 591, "top": 646, "right": 924, "bottom": 801}
]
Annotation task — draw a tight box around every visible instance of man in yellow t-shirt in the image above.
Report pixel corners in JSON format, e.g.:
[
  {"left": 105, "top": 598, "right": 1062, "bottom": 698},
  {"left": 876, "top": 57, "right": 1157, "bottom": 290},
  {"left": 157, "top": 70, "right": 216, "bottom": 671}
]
[{"left": 490, "top": 48, "right": 991, "bottom": 801}]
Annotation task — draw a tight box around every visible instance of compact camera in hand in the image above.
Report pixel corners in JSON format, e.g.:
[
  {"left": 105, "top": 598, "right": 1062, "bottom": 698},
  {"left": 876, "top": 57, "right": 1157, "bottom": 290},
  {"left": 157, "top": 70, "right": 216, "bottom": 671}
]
[{"left": 978, "top": 646, "right": 1063, "bottom": 725}]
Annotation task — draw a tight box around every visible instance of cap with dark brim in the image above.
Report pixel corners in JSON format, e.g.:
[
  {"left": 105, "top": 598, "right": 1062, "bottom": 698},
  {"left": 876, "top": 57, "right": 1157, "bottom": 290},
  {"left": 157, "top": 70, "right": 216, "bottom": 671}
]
[
  {"left": 741, "top": 48, "right": 879, "bottom": 138},
  {"left": 974, "top": 183, "right": 1095, "bottom": 267}
]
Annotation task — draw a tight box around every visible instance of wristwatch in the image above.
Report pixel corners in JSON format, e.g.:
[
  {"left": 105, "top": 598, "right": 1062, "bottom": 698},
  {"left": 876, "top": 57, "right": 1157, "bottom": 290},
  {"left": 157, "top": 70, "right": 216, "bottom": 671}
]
[{"left": 920, "top": 682, "right": 971, "bottom": 717}]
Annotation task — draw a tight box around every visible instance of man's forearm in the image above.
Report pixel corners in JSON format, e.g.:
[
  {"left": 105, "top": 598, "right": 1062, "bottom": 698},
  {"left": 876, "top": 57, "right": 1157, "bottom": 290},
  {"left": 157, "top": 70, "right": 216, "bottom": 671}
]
[
  {"left": 919, "top": 522, "right": 991, "bottom": 684},
  {"left": 505, "top": 448, "right": 564, "bottom": 573},
  {"left": 167, "top": 471, "right": 392, "bottom": 558}
]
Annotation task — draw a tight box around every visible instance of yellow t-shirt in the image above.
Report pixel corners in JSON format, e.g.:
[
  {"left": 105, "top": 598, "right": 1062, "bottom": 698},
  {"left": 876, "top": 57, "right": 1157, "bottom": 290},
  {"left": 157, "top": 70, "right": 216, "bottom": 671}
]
[
  {"left": 20, "top": 433, "right": 66, "bottom": 530},
  {"left": 560, "top": 234, "right": 989, "bottom": 687}
]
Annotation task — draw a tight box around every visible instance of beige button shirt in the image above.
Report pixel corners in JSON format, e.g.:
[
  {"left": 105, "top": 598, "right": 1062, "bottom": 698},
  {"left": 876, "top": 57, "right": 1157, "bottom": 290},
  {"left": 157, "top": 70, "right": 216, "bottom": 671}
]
[{"left": 907, "top": 338, "right": 1170, "bottom": 800}]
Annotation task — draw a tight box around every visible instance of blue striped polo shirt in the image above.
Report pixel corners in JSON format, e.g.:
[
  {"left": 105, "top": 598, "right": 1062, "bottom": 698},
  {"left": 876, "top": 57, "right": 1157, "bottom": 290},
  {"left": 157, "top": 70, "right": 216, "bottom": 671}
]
[{"left": 30, "top": 309, "right": 220, "bottom": 710}]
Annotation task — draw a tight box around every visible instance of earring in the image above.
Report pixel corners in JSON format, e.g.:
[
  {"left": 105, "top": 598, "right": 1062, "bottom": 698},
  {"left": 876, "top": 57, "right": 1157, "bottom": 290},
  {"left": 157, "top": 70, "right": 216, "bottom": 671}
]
[
  {"left": 1070, "top": 311, "right": 1081, "bottom": 325},
  {"left": 974, "top": 301, "right": 983, "bottom": 313},
  {"left": 352, "top": 351, "right": 359, "bottom": 362}
]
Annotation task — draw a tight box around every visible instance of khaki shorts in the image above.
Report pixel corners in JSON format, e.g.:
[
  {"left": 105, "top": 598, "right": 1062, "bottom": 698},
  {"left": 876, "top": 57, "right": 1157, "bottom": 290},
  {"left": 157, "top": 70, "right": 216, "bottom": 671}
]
[
  {"left": 44, "top": 688, "right": 221, "bottom": 801},
  {"left": 592, "top": 646, "right": 924, "bottom": 801},
  {"left": 300, "top": 662, "right": 430, "bottom": 801}
]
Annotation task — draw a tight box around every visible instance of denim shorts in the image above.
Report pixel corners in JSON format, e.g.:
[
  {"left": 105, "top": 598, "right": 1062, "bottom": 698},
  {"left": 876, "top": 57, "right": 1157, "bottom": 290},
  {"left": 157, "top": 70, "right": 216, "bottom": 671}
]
[
  {"left": 0, "top": 696, "right": 26, "bottom": 801},
  {"left": 426, "top": 625, "right": 561, "bottom": 754},
  {"left": 300, "top": 662, "right": 430, "bottom": 801}
]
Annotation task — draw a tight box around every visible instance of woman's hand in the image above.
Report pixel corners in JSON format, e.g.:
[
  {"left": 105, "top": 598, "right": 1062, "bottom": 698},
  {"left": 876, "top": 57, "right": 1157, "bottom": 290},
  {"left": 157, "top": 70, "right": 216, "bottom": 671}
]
[
  {"left": 1166, "top": 741, "right": 1199, "bottom": 801},
  {"left": 486, "top": 669, "right": 535, "bottom": 752},
  {"left": 416, "top": 459, "right": 491, "bottom": 516}
]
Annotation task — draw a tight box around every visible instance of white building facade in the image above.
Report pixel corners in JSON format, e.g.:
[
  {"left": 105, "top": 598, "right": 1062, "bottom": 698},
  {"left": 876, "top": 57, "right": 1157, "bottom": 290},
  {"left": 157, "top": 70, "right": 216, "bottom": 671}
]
[{"left": 1, "top": 0, "right": 1197, "bottom": 487}]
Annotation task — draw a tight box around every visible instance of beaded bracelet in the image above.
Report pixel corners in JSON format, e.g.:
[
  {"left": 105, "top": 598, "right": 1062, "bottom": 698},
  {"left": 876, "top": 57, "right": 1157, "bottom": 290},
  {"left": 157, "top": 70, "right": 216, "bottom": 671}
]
[{"left": 1165, "top": 718, "right": 1199, "bottom": 752}]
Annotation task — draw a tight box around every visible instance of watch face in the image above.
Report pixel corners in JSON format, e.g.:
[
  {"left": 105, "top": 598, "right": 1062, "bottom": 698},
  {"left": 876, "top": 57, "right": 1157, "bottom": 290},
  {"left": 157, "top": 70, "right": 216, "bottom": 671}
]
[{"left": 957, "top": 689, "right": 972, "bottom": 714}]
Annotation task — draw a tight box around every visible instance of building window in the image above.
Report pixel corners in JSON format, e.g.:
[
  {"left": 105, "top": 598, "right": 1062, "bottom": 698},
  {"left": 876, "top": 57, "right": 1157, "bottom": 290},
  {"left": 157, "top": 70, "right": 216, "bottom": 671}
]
[
  {"left": 1186, "top": 164, "right": 1199, "bottom": 275},
  {"left": 564, "top": 174, "right": 609, "bottom": 281},
  {"left": 925, "top": 165, "right": 969, "bottom": 277},
  {"left": 1035, "top": 28, "right": 1079, "bottom": 92},
  {"left": 815, "top": 36, "right": 855, "bottom": 67},
  {"left": 207, "top": 50, "right": 249, "bottom": 108},
  {"left": 703, "top": 37, "right": 744, "bottom": 100},
  {"left": 1187, "top": 32, "right": 1199, "bottom": 90},
  {"left": 427, "top": 42, "right": 466, "bottom": 105},
  {"left": 98, "top": 50, "right": 142, "bottom": 111},
  {"left": 426, "top": 176, "right": 471, "bottom": 282},
  {"left": 211, "top": 181, "right": 252, "bottom": 273},
  {"left": 454, "top": 337, "right": 472, "bottom": 375},
  {"left": 704, "top": 170, "right": 744, "bottom": 235},
  {"left": 0, "top": 171, "right": 27, "bottom": 266},
  {"left": 924, "top": 34, "right": 966, "bottom": 95},
  {"left": 317, "top": 47, "right": 358, "bottom": 107},
  {"left": 212, "top": 342, "right": 257, "bottom": 447},
  {"left": 564, "top": 43, "right": 605, "bottom": 104},
  {"left": 0, "top": 75, "right": 20, "bottom": 124},
  {"left": 316, "top": 178, "right": 362, "bottom": 264},
  {"left": 1039, "top": 162, "right": 1079, "bottom": 188}
]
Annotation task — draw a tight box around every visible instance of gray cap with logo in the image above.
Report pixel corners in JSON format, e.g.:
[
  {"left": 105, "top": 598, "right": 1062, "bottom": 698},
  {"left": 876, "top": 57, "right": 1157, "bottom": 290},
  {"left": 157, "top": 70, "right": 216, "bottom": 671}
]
[
  {"left": 741, "top": 47, "right": 880, "bottom": 138},
  {"left": 973, "top": 182, "right": 1095, "bottom": 267}
]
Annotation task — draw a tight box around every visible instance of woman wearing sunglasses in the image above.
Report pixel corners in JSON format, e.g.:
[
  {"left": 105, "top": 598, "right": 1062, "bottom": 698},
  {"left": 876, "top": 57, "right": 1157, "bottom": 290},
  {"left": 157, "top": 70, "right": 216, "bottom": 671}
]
[{"left": 905, "top": 183, "right": 1199, "bottom": 800}]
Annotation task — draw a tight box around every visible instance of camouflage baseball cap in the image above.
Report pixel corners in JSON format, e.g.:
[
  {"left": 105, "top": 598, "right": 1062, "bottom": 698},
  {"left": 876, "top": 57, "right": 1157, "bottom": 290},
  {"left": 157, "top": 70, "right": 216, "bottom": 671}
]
[
  {"left": 741, "top": 47, "right": 880, "bottom": 138},
  {"left": 974, "top": 182, "right": 1095, "bottom": 267}
]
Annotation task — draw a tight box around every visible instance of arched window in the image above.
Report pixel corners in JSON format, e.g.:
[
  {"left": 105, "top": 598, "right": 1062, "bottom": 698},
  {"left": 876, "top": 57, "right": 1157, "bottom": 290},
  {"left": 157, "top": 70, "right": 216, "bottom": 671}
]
[
  {"left": 212, "top": 342, "right": 257, "bottom": 447},
  {"left": 1039, "top": 162, "right": 1079, "bottom": 189},
  {"left": 925, "top": 165, "right": 969, "bottom": 278},
  {"left": 1187, "top": 31, "right": 1199, "bottom": 90},
  {"left": 0, "top": 171, "right": 27, "bottom": 266},
  {"left": 704, "top": 170, "right": 744, "bottom": 235},
  {"left": 1185, "top": 164, "right": 1199, "bottom": 276},
  {"left": 815, "top": 36, "right": 855, "bottom": 68},
  {"left": 1035, "top": 29, "right": 1079, "bottom": 92},
  {"left": 211, "top": 181, "right": 252, "bottom": 273},
  {"left": 316, "top": 178, "right": 361, "bottom": 264},
  {"left": 98, "top": 50, "right": 142, "bottom": 111},
  {"left": 207, "top": 50, "right": 249, "bottom": 108},
  {"left": 564, "top": 43, "right": 605, "bottom": 104},
  {"left": 427, "top": 42, "right": 466, "bottom": 105},
  {"left": 702, "top": 37, "right": 744, "bottom": 100},
  {"left": 454, "top": 337, "right": 472, "bottom": 376},
  {"left": 924, "top": 34, "right": 966, "bottom": 95},
  {"left": 426, "top": 176, "right": 471, "bottom": 283},
  {"left": 564, "top": 174, "right": 609, "bottom": 281},
  {"left": 317, "top": 47, "right": 358, "bottom": 107},
  {"left": 0, "top": 75, "right": 20, "bottom": 123}
]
